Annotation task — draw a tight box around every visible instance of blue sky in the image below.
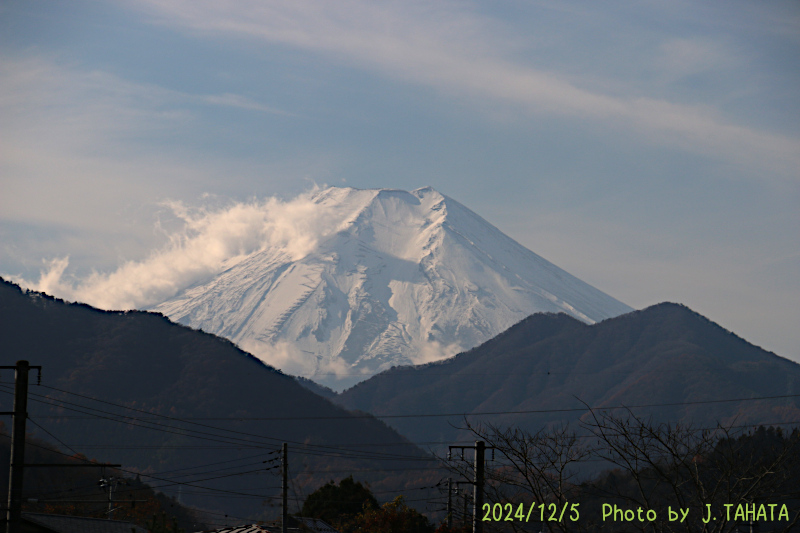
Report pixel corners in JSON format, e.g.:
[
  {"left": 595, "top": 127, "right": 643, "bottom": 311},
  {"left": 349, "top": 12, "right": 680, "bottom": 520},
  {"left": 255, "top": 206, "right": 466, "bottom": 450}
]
[{"left": 1, "top": 0, "right": 799, "bottom": 363}]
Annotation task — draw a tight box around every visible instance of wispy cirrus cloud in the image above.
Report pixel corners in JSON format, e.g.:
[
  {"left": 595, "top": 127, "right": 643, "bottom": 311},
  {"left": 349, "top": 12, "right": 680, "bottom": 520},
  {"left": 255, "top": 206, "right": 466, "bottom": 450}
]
[
  {"left": 0, "top": 54, "right": 287, "bottom": 141},
  {"left": 129, "top": 0, "right": 800, "bottom": 179},
  {"left": 0, "top": 54, "right": 298, "bottom": 229},
  {"left": 197, "top": 93, "right": 293, "bottom": 115}
]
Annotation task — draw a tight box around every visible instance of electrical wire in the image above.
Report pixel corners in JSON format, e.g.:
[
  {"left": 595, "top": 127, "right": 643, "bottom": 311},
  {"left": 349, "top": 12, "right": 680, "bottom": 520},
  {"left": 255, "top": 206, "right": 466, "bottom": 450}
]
[
  {"left": 28, "top": 383, "right": 800, "bottom": 420},
  {"left": 4, "top": 379, "right": 799, "bottom": 519},
  {"left": 26, "top": 416, "right": 90, "bottom": 459},
  {"left": 10, "top": 384, "right": 438, "bottom": 462}
]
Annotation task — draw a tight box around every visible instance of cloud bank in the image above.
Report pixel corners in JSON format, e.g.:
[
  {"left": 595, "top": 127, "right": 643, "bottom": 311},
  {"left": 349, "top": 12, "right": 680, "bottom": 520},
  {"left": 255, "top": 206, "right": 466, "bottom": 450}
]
[{"left": 14, "top": 188, "right": 346, "bottom": 310}]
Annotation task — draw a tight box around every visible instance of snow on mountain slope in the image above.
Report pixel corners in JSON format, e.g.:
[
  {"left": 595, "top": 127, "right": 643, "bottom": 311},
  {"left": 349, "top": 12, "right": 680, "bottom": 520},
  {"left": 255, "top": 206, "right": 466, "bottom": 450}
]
[{"left": 151, "top": 187, "right": 633, "bottom": 390}]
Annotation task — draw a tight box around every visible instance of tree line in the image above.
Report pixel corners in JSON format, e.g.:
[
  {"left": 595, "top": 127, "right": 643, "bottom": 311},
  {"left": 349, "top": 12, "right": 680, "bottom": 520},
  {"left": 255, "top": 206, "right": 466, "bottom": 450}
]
[{"left": 445, "top": 410, "right": 800, "bottom": 532}]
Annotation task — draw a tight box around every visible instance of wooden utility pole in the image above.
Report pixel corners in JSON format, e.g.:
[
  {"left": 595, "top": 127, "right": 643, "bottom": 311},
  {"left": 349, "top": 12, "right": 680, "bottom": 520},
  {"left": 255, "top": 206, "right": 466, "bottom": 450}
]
[
  {"left": 2, "top": 362, "right": 125, "bottom": 533},
  {"left": 463, "top": 487, "right": 469, "bottom": 529},
  {"left": 446, "top": 478, "right": 453, "bottom": 530},
  {"left": 98, "top": 474, "right": 123, "bottom": 519},
  {"left": 5, "top": 360, "right": 32, "bottom": 533},
  {"left": 3, "top": 363, "right": 116, "bottom": 533},
  {"left": 282, "top": 442, "right": 288, "bottom": 533}
]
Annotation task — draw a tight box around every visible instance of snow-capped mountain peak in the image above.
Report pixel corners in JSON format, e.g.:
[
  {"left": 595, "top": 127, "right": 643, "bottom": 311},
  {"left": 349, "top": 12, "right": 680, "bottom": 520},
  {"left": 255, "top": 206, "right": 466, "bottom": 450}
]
[{"left": 151, "top": 187, "right": 632, "bottom": 390}]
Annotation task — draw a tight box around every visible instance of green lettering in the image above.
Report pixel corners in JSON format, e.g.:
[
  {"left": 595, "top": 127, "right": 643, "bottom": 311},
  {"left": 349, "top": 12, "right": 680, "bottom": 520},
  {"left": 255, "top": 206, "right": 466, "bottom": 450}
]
[
  {"left": 735, "top": 505, "right": 745, "bottom": 521},
  {"left": 745, "top": 503, "right": 755, "bottom": 521},
  {"left": 779, "top": 505, "right": 789, "bottom": 521},
  {"left": 756, "top": 504, "right": 766, "bottom": 521},
  {"left": 724, "top": 504, "right": 734, "bottom": 521},
  {"left": 768, "top": 504, "right": 777, "bottom": 521}
]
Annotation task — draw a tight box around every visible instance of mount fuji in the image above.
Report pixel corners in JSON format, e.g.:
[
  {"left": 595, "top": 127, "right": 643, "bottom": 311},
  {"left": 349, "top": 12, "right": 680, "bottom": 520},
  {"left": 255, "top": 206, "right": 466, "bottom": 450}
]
[{"left": 151, "top": 187, "right": 633, "bottom": 390}]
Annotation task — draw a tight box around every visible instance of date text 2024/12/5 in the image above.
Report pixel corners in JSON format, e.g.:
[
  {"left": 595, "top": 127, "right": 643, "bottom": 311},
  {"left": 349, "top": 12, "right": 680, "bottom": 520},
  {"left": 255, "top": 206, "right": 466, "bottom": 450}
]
[{"left": 482, "top": 502, "right": 579, "bottom": 523}]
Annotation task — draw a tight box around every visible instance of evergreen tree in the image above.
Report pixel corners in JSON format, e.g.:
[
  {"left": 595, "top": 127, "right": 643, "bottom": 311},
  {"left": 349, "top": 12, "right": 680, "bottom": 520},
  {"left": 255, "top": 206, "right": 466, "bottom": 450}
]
[{"left": 299, "top": 475, "right": 379, "bottom": 526}]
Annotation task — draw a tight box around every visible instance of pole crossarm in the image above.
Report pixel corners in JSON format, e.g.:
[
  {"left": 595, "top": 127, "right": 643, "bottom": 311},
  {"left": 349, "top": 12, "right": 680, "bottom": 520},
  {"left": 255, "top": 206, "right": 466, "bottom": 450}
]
[
  {"left": 0, "top": 365, "right": 41, "bottom": 385},
  {"left": 26, "top": 499, "right": 149, "bottom": 504},
  {"left": 448, "top": 444, "right": 496, "bottom": 460},
  {"left": 22, "top": 463, "right": 122, "bottom": 468}
]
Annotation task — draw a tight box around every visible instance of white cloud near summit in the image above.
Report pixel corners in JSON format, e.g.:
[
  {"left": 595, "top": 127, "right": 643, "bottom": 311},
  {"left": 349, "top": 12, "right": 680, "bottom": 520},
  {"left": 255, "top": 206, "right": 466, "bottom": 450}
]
[{"left": 16, "top": 189, "right": 344, "bottom": 310}]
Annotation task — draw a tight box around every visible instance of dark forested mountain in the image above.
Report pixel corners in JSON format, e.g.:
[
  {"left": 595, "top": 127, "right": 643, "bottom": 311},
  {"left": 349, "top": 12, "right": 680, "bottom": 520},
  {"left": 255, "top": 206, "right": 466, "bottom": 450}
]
[
  {"left": 335, "top": 303, "right": 800, "bottom": 446},
  {"left": 6, "top": 273, "right": 798, "bottom": 526},
  {"left": 0, "top": 428, "right": 206, "bottom": 531},
  {"left": 0, "top": 278, "right": 438, "bottom": 521}
]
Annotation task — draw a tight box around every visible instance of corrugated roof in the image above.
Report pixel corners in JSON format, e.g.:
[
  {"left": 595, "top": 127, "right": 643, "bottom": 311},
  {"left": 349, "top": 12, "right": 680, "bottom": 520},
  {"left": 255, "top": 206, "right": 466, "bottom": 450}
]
[
  {"left": 22, "top": 513, "right": 147, "bottom": 533},
  {"left": 197, "top": 517, "right": 339, "bottom": 533},
  {"left": 195, "top": 526, "right": 270, "bottom": 533},
  {"left": 201, "top": 524, "right": 280, "bottom": 533},
  {"left": 293, "top": 517, "right": 339, "bottom": 533}
]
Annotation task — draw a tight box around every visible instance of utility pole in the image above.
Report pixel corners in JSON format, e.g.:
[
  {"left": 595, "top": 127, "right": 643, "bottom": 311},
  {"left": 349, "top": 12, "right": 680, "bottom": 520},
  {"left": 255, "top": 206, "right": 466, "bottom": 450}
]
[
  {"left": 282, "top": 442, "right": 288, "bottom": 533},
  {"left": 448, "top": 441, "right": 492, "bottom": 533},
  {"left": 450, "top": 481, "right": 472, "bottom": 529},
  {"left": 3, "top": 363, "right": 117, "bottom": 533},
  {"left": 463, "top": 487, "right": 469, "bottom": 529},
  {"left": 98, "top": 474, "right": 122, "bottom": 519},
  {"left": 446, "top": 478, "right": 452, "bottom": 530},
  {"left": 4, "top": 360, "right": 40, "bottom": 533}
]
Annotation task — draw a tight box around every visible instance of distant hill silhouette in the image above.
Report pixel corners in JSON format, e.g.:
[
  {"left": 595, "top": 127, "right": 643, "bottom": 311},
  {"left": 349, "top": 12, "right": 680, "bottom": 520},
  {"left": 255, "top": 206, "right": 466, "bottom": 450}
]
[
  {"left": 0, "top": 426, "right": 205, "bottom": 531},
  {"left": 336, "top": 303, "right": 800, "bottom": 446},
  {"left": 0, "top": 278, "right": 437, "bottom": 521}
]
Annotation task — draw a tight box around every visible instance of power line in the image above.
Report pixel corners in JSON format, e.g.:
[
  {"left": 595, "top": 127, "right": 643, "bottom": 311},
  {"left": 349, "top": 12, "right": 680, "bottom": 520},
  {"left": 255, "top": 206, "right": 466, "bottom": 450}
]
[
  {"left": 26, "top": 417, "right": 87, "bottom": 459},
  {"left": 281, "top": 393, "right": 800, "bottom": 420},
  {"left": 14, "top": 383, "right": 800, "bottom": 455},
  {"left": 149, "top": 451, "right": 280, "bottom": 477},
  {"left": 147, "top": 460, "right": 280, "bottom": 482},
  {"left": 15, "top": 384, "right": 436, "bottom": 461},
  {"left": 10, "top": 388, "right": 800, "bottom": 463},
  {"left": 16, "top": 388, "right": 433, "bottom": 462},
  {"left": 301, "top": 366, "right": 758, "bottom": 377},
  {"left": 17, "top": 383, "right": 800, "bottom": 452},
  {"left": 0, "top": 386, "right": 276, "bottom": 449},
  {"left": 5, "top": 379, "right": 800, "bottom": 521},
  {"left": 0, "top": 431, "right": 278, "bottom": 502},
  {"left": 30, "top": 385, "right": 800, "bottom": 420},
  {"left": 8, "top": 386, "right": 800, "bottom": 478}
]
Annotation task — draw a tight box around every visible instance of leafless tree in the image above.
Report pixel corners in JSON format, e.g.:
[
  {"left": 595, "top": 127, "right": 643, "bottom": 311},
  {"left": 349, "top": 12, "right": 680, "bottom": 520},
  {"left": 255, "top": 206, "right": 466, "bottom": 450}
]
[
  {"left": 580, "top": 408, "right": 800, "bottom": 533},
  {"left": 445, "top": 412, "right": 800, "bottom": 533}
]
